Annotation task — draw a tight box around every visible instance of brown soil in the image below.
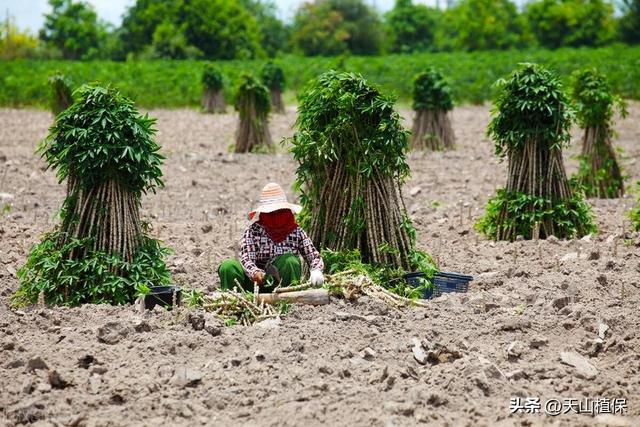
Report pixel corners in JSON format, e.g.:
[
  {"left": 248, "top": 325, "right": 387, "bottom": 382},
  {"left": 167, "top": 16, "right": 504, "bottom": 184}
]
[{"left": 1, "top": 105, "right": 639, "bottom": 427}]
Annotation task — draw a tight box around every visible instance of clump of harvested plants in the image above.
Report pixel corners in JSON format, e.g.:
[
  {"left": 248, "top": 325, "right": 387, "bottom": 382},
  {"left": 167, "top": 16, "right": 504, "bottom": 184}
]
[
  {"left": 476, "top": 64, "right": 596, "bottom": 241},
  {"left": 234, "top": 74, "right": 272, "bottom": 153},
  {"left": 411, "top": 68, "right": 455, "bottom": 150},
  {"left": 261, "top": 61, "right": 285, "bottom": 113},
  {"left": 321, "top": 249, "right": 436, "bottom": 302},
  {"left": 49, "top": 73, "right": 73, "bottom": 116},
  {"left": 201, "top": 64, "right": 226, "bottom": 113},
  {"left": 14, "top": 85, "right": 171, "bottom": 307},
  {"left": 291, "top": 71, "right": 434, "bottom": 272},
  {"left": 199, "top": 289, "right": 289, "bottom": 326},
  {"left": 571, "top": 68, "right": 627, "bottom": 198}
]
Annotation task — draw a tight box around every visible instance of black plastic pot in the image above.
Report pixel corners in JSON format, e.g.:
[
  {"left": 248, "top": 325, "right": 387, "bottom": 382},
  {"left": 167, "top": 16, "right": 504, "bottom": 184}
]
[{"left": 144, "top": 286, "right": 182, "bottom": 310}]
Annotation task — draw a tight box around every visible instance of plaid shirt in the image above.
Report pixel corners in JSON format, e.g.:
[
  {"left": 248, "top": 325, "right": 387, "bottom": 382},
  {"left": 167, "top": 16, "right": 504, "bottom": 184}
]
[{"left": 239, "top": 223, "right": 324, "bottom": 278}]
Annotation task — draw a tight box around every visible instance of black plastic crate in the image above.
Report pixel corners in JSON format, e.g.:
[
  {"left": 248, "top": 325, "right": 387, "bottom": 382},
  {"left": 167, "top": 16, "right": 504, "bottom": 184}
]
[
  {"left": 404, "top": 271, "right": 473, "bottom": 299},
  {"left": 433, "top": 272, "right": 473, "bottom": 297},
  {"left": 403, "top": 272, "right": 435, "bottom": 299}
]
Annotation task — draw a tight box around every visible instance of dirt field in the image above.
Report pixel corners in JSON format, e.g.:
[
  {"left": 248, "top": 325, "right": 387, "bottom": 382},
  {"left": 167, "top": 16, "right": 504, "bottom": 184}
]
[{"left": 1, "top": 104, "right": 639, "bottom": 427}]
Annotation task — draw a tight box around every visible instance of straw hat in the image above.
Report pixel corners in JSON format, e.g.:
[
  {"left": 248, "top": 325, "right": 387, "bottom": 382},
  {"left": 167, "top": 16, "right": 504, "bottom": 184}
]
[{"left": 248, "top": 182, "right": 302, "bottom": 220}]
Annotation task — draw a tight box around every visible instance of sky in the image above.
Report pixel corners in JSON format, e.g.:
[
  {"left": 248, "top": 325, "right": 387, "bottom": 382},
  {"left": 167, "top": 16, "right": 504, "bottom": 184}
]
[{"left": 3, "top": 0, "right": 445, "bottom": 33}]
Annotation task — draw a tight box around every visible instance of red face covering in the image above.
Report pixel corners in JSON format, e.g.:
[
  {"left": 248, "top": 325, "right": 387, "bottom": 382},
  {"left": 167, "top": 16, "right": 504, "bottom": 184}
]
[{"left": 258, "top": 209, "right": 298, "bottom": 243}]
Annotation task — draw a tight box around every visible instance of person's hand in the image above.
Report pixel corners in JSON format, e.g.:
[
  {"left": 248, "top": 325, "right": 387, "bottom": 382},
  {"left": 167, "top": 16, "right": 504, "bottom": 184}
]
[
  {"left": 252, "top": 271, "right": 265, "bottom": 285},
  {"left": 310, "top": 269, "right": 324, "bottom": 286}
]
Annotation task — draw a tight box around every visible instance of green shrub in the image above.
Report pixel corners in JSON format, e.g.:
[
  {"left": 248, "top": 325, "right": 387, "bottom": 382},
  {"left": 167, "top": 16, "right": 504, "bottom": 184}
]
[{"left": 475, "top": 188, "right": 597, "bottom": 240}]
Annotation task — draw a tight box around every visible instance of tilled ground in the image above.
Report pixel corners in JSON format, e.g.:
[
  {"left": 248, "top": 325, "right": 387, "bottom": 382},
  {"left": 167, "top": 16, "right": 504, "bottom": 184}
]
[{"left": 0, "top": 105, "right": 639, "bottom": 427}]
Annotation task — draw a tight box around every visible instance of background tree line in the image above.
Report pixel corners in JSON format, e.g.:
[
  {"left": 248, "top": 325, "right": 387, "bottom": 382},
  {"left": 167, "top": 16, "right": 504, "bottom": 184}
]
[{"left": 2, "top": 0, "right": 640, "bottom": 61}]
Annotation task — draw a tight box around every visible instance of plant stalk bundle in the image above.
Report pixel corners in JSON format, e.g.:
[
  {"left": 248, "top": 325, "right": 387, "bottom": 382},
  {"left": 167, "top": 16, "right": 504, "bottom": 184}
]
[
  {"left": 14, "top": 85, "right": 171, "bottom": 307},
  {"left": 410, "top": 68, "right": 455, "bottom": 151},
  {"left": 411, "top": 109, "right": 455, "bottom": 150},
  {"left": 235, "top": 74, "right": 272, "bottom": 153},
  {"left": 202, "top": 88, "right": 226, "bottom": 114},
  {"left": 571, "top": 69, "right": 626, "bottom": 199},
  {"left": 291, "top": 72, "right": 421, "bottom": 271},
  {"left": 62, "top": 178, "right": 142, "bottom": 267},
  {"left": 477, "top": 63, "right": 596, "bottom": 241}
]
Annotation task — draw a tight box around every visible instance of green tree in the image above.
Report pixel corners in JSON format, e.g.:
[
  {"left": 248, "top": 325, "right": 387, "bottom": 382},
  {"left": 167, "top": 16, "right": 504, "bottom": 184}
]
[
  {"left": 526, "top": 0, "right": 615, "bottom": 48},
  {"left": 291, "top": 0, "right": 382, "bottom": 56},
  {"left": 241, "top": 0, "right": 289, "bottom": 56},
  {"left": 385, "top": 0, "right": 438, "bottom": 53},
  {"left": 619, "top": 0, "right": 640, "bottom": 43},
  {"left": 120, "top": 0, "right": 263, "bottom": 59},
  {"left": 119, "top": 0, "right": 181, "bottom": 55},
  {"left": 39, "top": 0, "right": 101, "bottom": 59},
  {"left": 145, "top": 20, "right": 201, "bottom": 59},
  {"left": 444, "top": 0, "right": 527, "bottom": 51},
  {"left": 182, "top": 0, "right": 263, "bottom": 59}
]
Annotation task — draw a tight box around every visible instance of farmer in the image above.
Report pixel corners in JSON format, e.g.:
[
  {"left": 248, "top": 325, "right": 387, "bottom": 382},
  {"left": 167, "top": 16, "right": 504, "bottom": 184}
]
[{"left": 218, "top": 182, "right": 325, "bottom": 291}]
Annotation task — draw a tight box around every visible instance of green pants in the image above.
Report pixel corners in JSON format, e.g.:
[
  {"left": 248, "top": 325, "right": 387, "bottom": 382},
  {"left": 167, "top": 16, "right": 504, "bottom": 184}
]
[{"left": 218, "top": 253, "right": 301, "bottom": 292}]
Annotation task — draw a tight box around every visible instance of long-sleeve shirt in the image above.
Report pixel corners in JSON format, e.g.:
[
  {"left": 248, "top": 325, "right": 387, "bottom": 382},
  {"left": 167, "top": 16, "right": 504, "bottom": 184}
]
[{"left": 239, "top": 223, "right": 324, "bottom": 278}]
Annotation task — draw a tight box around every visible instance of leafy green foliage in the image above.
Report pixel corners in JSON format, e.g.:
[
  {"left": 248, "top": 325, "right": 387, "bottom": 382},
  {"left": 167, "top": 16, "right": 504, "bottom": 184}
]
[
  {"left": 620, "top": 0, "right": 640, "bottom": 44},
  {"left": 322, "top": 248, "right": 436, "bottom": 300},
  {"left": 385, "top": 0, "right": 438, "bottom": 53},
  {"left": 120, "top": 0, "right": 263, "bottom": 60},
  {"left": 291, "top": 0, "right": 382, "bottom": 56},
  {"left": 39, "top": 85, "right": 164, "bottom": 196},
  {"left": 488, "top": 63, "right": 572, "bottom": 159},
  {"left": 3, "top": 46, "right": 640, "bottom": 108},
  {"left": 526, "top": 0, "right": 615, "bottom": 49},
  {"left": 571, "top": 68, "right": 627, "bottom": 128},
  {"left": 234, "top": 74, "right": 270, "bottom": 115},
  {"left": 119, "top": 0, "right": 181, "bottom": 55},
  {"left": 574, "top": 154, "right": 625, "bottom": 199},
  {"left": 144, "top": 20, "right": 202, "bottom": 59},
  {"left": 261, "top": 62, "right": 285, "bottom": 91},
  {"left": 291, "top": 71, "right": 409, "bottom": 183},
  {"left": 48, "top": 73, "right": 73, "bottom": 115},
  {"left": 39, "top": 0, "right": 102, "bottom": 60},
  {"left": 475, "top": 188, "right": 597, "bottom": 240},
  {"left": 13, "top": 232, "right": 172, "bottom": 307},
  {"left": 202, "top": 64, "right": 224, "bottom": 91},
  {"left": 443, "top": 0, "right": 528, "bottom": 51},
  {"left": 184, "top": 289, "right": 205, "bottom": 308},
  {"left": 412, "top": 67, "right": 453, "bottom": 111},
  {"left": 182, "top": 0, "right": 263, "bottom": 59},
  {"left": 240, "top": 0, "right": 289, "bottom": 57}
]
